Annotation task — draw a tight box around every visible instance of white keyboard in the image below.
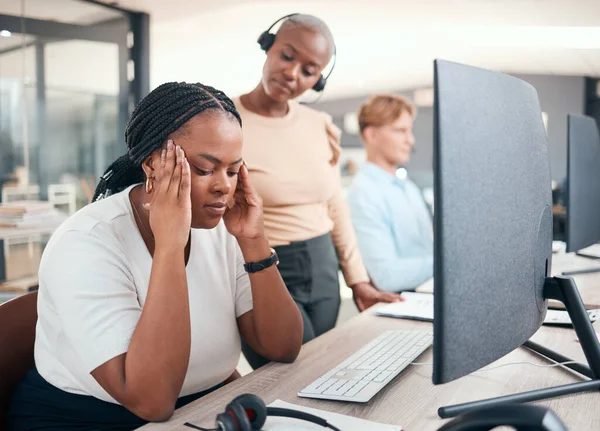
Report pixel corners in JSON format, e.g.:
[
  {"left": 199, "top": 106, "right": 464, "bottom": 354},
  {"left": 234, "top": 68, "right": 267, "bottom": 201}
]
[{"left": 298, "top": 330, "right": 433, "bottom": 402}]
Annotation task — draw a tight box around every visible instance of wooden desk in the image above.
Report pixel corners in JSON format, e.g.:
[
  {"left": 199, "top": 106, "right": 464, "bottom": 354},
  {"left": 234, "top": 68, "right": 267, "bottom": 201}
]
[
  {"left": 415, "top": 252, "right": 600, "bottom": 309},
  {"left": 138, "top": 310, "right": 600, "bottom": 431},
  {"left": 551, "top": 252, "right": 600, "bottom": 309}
]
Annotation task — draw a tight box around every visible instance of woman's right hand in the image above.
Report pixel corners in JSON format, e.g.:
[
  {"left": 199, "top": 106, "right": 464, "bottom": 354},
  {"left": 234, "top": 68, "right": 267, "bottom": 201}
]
[{"left": 147, "top": 140, "right": 192, "bottom": 250}]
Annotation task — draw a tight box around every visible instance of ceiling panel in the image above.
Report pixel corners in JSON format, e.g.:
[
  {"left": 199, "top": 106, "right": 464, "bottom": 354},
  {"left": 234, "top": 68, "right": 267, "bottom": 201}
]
[
  {"left": 0, "top": 32, "right": 35, "bottom": 52},
  {"left": 3, "top": 0, "right": 598, "bottom": 100},
  {"left": 0, "top": 0, "right": 124, "bottom": 25}
]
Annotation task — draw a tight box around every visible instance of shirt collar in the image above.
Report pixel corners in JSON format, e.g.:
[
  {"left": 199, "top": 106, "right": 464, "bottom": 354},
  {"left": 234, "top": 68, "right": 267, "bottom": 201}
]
[{"left": 362, "top": 162, "right": 405, "bottom": 186}]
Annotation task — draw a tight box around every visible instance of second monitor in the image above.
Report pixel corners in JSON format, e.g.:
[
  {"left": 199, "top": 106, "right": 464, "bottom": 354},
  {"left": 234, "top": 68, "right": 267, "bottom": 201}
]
[{"left": 562, "top": 114, "right": 600, "bottom": 273}]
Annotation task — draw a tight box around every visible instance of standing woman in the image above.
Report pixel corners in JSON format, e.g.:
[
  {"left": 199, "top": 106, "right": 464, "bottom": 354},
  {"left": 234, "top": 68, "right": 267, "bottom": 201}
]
[{"left": 234, "top": 13, "right": 401, "bottom": 369}]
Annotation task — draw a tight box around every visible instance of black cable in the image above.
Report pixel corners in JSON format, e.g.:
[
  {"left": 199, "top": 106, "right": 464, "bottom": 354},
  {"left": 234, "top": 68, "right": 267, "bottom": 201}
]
[
  {"left": 183, "top": 410, "right": 342, "bottom": 430},
  {"left": 183, "top": 417, "right": 342, "bottom": 430},
  {"left": 268, "top": 407, "right": 342, "bottom": 430},
  {"left": 183, "top": 422, "right": 218, "bottom": 431}
]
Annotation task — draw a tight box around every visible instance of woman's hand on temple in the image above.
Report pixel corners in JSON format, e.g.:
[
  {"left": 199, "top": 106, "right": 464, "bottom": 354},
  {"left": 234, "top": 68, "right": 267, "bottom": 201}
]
[
  {"left": 147, "top": 140, "right": 192, "bottom": 250},
  {"left": 224, "top": 163, "right": 265, "bottom": 240}
]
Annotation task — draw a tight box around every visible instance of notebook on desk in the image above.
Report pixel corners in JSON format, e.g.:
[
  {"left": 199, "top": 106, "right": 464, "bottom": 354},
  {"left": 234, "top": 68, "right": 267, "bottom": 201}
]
[
  {"left": 376, "top": 292, "right": 599, "bottom": 327},
  {"left": 577, "top": 243, "right": 600, "bottom": 259},
  {"left": 375, "top": 292, "right": 434, "bottom": 321},
  {"left": 415, "top": 278, "right": 434, "bottom": 294}
]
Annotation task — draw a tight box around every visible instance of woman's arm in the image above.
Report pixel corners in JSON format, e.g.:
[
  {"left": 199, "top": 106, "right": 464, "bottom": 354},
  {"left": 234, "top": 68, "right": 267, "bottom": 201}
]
[
  {"left": 236, "top": 236, "right": 302, "bottom": 362},
  {"left": 91, "top": 143, "right": 193, "bottom": 421},
  {"left": 225, "top": 164, "right": 303, "bottom": 362}
]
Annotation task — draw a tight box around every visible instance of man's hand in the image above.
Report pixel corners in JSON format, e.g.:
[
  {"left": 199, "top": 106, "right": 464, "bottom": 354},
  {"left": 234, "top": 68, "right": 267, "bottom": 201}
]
[{"left": 351, "top": 282, "right": 404, "bottom": 312}]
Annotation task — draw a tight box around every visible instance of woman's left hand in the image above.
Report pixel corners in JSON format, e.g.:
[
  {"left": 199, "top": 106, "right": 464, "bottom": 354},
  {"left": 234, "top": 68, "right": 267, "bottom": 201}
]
[
  {"left": 224, "top": 163, "right": 265, "bottom": 240},
  {"left": 351, "top": 282, "right": 404, "bottom": 312}
]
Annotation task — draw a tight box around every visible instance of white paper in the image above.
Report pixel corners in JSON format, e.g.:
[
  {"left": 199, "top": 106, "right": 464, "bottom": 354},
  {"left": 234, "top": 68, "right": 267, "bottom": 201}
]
[
  {"left": 577, "top": 243, "right": 600, "bottom": 258},
  {"left": 415, "top": 278, "right": 434, "bottom": 293},
  {"left": 263, "top": 400, "right": 402, "bottom": 430},
  {"left": 376, "top": 290, "right": 597, "bottom": 326},
  {"left": 375, "top": 292, "right": 434, "bottom": 321}
]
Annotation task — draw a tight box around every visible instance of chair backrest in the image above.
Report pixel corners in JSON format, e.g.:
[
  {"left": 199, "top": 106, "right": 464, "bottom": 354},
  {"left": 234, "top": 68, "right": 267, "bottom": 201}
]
[
  {"left": 48, "top": 183, "right": 77, "bottom": 215},
  {"left": 1, "top": 185, "right": 40, "bottom": 204},
  {"left": 0, "top": 292, "right": 37, "bottom": 431}
]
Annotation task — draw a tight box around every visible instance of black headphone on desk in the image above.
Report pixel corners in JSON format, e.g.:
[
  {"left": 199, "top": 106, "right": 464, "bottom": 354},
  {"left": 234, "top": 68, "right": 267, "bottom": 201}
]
[
  {"left": 183, "top": 394, "right": 569, "bottom": 431},
  {"left": 437, "top": 404, "right": 569, "bottom": 431},
  {"left": 183, "top": 393, "right": 341, "bottom": 431},
  {"left": 257, "top": 13, "right": 337, "bottom": 93}
]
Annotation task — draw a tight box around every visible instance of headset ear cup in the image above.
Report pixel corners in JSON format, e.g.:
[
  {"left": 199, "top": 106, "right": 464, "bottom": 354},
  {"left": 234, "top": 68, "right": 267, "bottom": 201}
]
[
  {"left": 257, "top": 32, "right": 275, "bottom": 52},
  {"left": 216, "top": 411, "right": 238, "bottom": 431},
  {"left": 312, "top": 75, "right": 326, "bottom": 92},
  {"left": 229, "top": 394, "right": 268, "bottom": 430},
  {"left": 227, "top": 402, "right": 253, "bottom": 431}
]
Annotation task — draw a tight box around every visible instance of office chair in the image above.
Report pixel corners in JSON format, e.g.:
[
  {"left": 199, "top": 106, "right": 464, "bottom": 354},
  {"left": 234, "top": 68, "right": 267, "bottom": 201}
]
[{"left": 0, "top": 291, "right": 38, "bottom": 431}]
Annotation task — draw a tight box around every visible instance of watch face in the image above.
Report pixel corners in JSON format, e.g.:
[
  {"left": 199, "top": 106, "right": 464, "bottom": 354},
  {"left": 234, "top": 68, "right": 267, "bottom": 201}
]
[{"left": 270, "top": 248, "right": 280, "bottom": 265}]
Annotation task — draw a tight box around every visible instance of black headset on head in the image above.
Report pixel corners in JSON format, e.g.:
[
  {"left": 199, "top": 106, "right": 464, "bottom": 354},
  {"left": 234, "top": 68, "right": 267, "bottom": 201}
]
[
  {"left": 183, "top": 393, "right": 341, "bottom": 431},
  {"left": 257, "top": 13, "right": 337, "bottom": 92}
]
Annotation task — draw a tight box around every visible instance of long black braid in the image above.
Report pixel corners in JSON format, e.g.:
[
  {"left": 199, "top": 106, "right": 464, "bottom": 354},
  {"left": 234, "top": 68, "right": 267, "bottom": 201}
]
[{"left": 92, "top": 82, "right": 242, "bottom": 202}]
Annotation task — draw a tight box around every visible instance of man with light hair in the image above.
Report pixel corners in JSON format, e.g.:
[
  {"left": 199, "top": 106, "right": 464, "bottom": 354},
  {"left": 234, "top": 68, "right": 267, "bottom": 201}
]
[{"left": 347, "top": 94, "right": 433, "bottom": 292}]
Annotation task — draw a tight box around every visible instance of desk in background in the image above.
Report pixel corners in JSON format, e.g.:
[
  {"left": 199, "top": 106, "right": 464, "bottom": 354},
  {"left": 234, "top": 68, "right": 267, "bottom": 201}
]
[
  {"left": 0, "top": 224, "right": 62, "bottom": 303},
  {"left": 138, "top": 308, "right": 600, "bottom": 431},
  {"left": 550, "top": 251, "right": 600, "bottom": 309},
  {"left": 415, "top": 250, "right": 600, "bottom": 310}
]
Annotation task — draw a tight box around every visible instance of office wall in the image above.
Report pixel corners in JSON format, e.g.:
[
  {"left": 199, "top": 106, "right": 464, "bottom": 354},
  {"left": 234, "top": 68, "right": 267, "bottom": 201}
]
[{"left": 316, "top": 74, "right": 586, "bottom": 182}]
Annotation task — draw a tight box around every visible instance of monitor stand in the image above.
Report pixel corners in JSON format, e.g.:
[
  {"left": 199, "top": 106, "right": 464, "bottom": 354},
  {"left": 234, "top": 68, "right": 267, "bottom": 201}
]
[{"left": 438, "top": 276, "right": 600, "bottom": 419}]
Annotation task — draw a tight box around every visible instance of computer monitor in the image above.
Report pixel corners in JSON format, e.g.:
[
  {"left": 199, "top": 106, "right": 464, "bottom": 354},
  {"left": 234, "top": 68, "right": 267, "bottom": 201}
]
[
  {"left": 432, "top": 59, "right": 552, "bottom": 384},
  {"left": 431, "top": 59, "right": 600, "bottom": 418},
  {"left": 565, "top": 114, "right": 600, "bottom": 254}
]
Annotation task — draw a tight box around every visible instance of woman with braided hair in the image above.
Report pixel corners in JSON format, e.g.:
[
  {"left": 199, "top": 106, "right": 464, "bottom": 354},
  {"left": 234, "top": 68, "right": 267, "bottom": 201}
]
[{"left": 7, "top": 82, "right": 302, "bottom": 431}]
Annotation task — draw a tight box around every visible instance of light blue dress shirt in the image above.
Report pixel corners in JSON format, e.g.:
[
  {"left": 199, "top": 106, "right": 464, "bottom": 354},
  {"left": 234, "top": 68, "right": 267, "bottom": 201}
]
[{"left": 347, "top": 162, "right": 433, "bottom": 292}]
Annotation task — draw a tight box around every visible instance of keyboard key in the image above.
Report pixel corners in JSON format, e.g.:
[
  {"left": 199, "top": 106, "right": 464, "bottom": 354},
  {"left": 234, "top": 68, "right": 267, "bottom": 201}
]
[
  {"left": 300, "top": 377, "right": 329, "bottom": 394},
  {"left": 318, "top": 379, "right": 338, "bottom": 392},
  {"left": 349, "top": 370, "right": 370, "bottom": 380},
  {"left": 301, "top": 378, "right": 337, "bottom": 394},
  {"left": 324, "top": 380, "right": 356, "bottom": 396},
  {"left": 362, "top": 371, "right": 381, "bottom": 382},
  {"left": 344, "top": 380, "right": 370, "bottom": 397},
  {"left": 374, "top": 371, "right": 393, "bottom": 383},
  {"left": 357, "top": 364, "right": 377, "bottom": 370},
  {"left": 347, "top": 361, "right": 362, "bottom": 369}
]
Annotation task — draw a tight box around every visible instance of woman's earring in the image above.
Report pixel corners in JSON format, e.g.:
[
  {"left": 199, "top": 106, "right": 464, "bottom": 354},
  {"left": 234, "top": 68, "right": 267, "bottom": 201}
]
[{"left": 145, "top": 177, "right": 154, "bottom": 194}]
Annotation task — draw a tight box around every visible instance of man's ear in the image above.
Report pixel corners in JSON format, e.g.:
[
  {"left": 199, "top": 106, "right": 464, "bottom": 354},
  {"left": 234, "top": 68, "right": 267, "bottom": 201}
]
[{"left": 362, "top": 126, "right": 376, "bottom": 146}]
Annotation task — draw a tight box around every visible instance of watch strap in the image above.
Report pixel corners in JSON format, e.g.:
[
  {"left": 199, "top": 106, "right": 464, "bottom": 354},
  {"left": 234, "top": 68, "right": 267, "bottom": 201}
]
[{"left": 243, "top": 248, "right": 279, "bottom": 273}]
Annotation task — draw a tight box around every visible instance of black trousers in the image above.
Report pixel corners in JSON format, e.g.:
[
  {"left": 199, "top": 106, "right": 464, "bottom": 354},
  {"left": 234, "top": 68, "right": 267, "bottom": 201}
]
[
  {"left": 7, "top": 367, "right": 222, "bottom": 431},
  {"left": 241, "top": 233, "right": 341, "bottom": 369}
]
